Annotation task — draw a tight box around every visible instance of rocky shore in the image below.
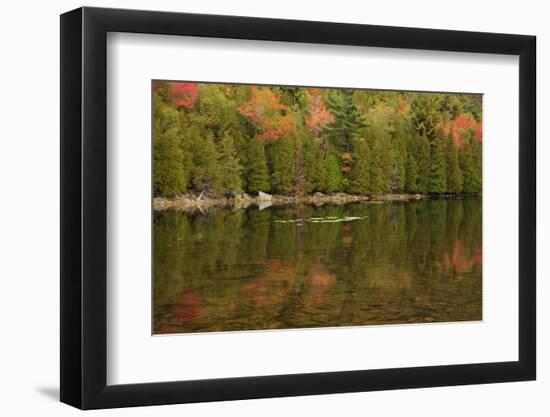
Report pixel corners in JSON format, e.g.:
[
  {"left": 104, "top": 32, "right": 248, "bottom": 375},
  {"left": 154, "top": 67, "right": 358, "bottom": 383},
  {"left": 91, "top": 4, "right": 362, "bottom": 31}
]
[{"left": 153, "top": 191, "right": 437, "bottom": 211}]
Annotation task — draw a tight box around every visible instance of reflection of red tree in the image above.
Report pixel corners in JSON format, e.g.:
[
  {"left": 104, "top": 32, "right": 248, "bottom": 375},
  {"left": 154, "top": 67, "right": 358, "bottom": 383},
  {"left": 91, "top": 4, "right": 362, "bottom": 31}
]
[
  {"left": 176, "top": 291, "right": 204, "bottom": 323},
  {"left": 306, "top": 264, "right": 336, "bottom": 305},
  {"left": 443, "top": 241, "right": 482, "bottom": 273},
  {"left": 241, "top": 259, "right": 296, "bottom": 306}
]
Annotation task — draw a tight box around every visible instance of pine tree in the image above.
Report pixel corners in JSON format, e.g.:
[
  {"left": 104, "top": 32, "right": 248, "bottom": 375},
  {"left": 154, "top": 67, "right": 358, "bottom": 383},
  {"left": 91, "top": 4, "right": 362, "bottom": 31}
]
[
  {"left": 218, "top": 131, "right": 243, "bottom": 195},
  {"left": 246, "top": 139, "right": 270, "bottom": 193},
  {"left": 268, "top": 135, "right": 295, "bottom": 194},
  {"left": 323, "top": 90, "right": 366, "bottom": 153}
]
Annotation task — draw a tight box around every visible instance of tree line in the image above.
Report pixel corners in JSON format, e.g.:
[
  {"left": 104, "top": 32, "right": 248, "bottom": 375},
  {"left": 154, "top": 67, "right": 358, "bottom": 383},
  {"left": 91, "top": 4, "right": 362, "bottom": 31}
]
[{"left": 153, "top": 81, "right": 482, "bottom": 198}]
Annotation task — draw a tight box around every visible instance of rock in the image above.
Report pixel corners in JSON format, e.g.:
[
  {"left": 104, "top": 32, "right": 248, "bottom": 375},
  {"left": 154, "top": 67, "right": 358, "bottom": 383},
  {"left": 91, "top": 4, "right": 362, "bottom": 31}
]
[
  {"left": 314, "top": 192, "right": 325, "bottom": 198},
  {"left": 242, "top": 193, "right": 253, "bottom": 200},
  {"left": 258, "top": 191, "right": 272, "bottom": 200}
]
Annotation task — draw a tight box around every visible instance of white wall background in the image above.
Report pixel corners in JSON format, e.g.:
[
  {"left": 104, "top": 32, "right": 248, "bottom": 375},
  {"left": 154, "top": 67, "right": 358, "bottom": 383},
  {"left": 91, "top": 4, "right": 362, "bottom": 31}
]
[{"left": 0, "top": 0, "right": 545, "bottom": 415}]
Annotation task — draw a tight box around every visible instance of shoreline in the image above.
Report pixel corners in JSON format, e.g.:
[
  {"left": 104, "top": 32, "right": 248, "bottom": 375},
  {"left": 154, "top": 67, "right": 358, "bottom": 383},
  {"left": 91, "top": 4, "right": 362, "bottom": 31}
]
[{"left": 153, "top": 192, "right": 479, "bottom": 211}]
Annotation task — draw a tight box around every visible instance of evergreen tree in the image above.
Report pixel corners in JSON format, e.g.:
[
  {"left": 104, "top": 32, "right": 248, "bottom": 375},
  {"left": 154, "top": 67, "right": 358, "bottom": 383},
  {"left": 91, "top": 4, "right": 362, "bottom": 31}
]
[
  {"left": 461, "top": 137, "right": 482, "bottom": 193},
  {"left": 348, "top": 140, "right": 370, "bottom": 194},
  {"left": 191, "top": 130, "right": 224, "bottom": 194},
  {"left": 405, "top": 155, "right": 419, "bottom": 193},
  {"left": 268, "top": 135, "right": 295, "bottom": 194},
  {"left": 246, "top": 139, "right": 270, "bottom": 193},
  {"left": 416, "top": 134, "right": 431, "bottom": 193},
  {"left": 323, "top": 90, "right": 366, "bottom": 153},
  {"left": 303, "top": 139, "right": 324, "bottom": 192},
  {"left": 429, "top": 137, "right": 447, "bottom": 193},
  {"left": 445, "top": 138, "right": 463, "bottom": 193},
  {"left": 152, "top": 100, "right": 187, "bottom": 197},
  {"left": 410, "top": 93, "right": 442, "bottom": 141},
  {"left": 319, "top": 153, "right": 342, "bottom": 193},
  {"left": 218, "top": 131, "right": 243, "bottom": 195},
  {"left": 153, "top": 127, "right": 186, "bottom": 197}
]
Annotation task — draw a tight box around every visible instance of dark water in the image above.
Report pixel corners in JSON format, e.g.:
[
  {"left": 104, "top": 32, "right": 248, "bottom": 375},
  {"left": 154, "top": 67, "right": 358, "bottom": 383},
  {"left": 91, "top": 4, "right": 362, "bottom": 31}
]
[{"left": 154, "top": 197, "right": 482, "bottom": 334}]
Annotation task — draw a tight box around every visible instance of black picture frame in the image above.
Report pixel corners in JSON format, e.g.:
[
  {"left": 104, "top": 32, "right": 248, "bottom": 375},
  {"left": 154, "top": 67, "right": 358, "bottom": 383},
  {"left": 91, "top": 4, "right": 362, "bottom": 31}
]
[{"left": 60, "top": 6, "right": 536, "bottom": 410}]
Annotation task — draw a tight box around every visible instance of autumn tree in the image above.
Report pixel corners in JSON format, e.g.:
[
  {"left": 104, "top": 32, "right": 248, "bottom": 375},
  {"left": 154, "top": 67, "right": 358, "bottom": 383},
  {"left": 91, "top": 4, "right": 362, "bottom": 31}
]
[{"left": 238, "top": 86, "right": 293, "bottom": 142}]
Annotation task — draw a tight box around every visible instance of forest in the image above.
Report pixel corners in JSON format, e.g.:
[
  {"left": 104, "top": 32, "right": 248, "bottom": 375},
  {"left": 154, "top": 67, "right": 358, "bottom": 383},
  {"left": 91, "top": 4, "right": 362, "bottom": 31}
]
[{"left": 153, "top": 81, "right": 482, "bottom": 198}]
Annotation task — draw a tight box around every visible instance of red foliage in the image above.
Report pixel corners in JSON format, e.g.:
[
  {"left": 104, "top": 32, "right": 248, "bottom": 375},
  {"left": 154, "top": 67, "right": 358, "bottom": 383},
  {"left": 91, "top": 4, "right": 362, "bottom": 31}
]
[
  {"left": 171, "top": 82, "right": 198, "bottom": 107},
  {"left": 238, "top": 87, "right": 293, "bottom": 142},
  {"left": 439, "top": 113, "right": 482, "bottom": 147}
]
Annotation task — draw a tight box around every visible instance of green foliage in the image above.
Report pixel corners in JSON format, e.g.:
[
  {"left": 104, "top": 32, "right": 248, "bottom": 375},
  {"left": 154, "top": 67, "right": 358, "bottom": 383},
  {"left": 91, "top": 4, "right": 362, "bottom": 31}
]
[
  {"left": 153, "top": 99, "right": 187, "bottom": 197},
  {"left": 410, "top": 94, "right": 443, "bottom": 140},
  {"left": 218, "top": 131, "right": 243, "bottom": 195},
  {"left": 446, "top": 138, "right": 463, "bottom": 193},
  {"left": 152, "top": 82, "right": 482, "bottom": 198},
  {"left": 319, "top": 153, "right": 343, "bottom": 193},
  {"left": 405, "top": 156, "right": 419, "bottom": 193},
  {"left": 461, "top": 136, "right": 482, "bottom": 193},
  {"left": 246, "top": 139, "right": 270, "bottom": 193},
  {"left": 191, "top": 129, "right": 224, "bottom": 194},
  {"left": 268, "top": 135, "right": 295, "bottom": 194},
  {"left": 303, "top": 139, "right": 324, "bottom": 193},
  {"left": 429, "top": 138, "right": 447, "bottom": 194},
  {"left": 323, "top": 90, "right": 366, "bottom": 152},
  {"left": 348, "top": 140, "right": 370, "bottom": 194}
]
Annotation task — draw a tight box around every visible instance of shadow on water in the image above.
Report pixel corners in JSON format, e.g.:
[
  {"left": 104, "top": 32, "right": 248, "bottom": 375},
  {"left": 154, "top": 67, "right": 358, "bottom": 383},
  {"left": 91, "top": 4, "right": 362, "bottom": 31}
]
[{"left": 153, "top": 197, "right": 482, "bottom": 334}]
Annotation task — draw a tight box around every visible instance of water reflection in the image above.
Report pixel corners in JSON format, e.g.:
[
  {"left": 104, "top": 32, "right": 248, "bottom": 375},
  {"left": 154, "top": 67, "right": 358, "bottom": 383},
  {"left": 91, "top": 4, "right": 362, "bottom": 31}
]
[{"left": 154, "top": 198, "right": 482, "bottom": 334}]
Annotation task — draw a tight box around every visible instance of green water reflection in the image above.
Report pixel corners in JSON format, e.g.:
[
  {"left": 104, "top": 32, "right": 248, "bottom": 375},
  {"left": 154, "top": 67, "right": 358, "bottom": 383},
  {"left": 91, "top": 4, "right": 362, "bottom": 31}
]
[{"left": 154, "top": 198, "right": 482, "bottom": 334}]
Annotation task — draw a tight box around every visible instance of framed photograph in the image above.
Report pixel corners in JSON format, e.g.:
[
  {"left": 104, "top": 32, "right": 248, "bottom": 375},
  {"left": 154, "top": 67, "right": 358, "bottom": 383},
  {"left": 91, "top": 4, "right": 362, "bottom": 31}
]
[{"left": 60, "top": 6, "right": 536, "bottom": 409}]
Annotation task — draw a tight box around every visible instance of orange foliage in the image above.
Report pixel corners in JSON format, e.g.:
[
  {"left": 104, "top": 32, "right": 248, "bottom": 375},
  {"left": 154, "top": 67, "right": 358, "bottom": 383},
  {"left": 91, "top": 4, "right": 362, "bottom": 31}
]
[{"left": 238, "top": 87, "right": 293, "bottom": 142}]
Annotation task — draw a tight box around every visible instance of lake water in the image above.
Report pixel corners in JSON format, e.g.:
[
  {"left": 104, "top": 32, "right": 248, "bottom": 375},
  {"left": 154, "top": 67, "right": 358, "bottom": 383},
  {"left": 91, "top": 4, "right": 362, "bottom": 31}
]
[{"left": 154, "top": 197, "right": 482, "bottom": 334}]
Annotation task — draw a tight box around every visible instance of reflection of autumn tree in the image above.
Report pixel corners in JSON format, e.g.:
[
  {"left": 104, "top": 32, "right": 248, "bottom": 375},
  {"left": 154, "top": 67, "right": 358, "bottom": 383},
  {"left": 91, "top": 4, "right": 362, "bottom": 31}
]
[{"left": 154, "top": 198, "right": 482, "bottom": 333}]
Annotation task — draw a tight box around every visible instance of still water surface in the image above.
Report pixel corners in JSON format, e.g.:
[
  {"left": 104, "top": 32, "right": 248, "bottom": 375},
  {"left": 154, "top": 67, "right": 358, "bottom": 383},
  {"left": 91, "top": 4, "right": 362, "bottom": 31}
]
[{"left": 154, "top": 198, "right": 482, "bottom": 334}]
